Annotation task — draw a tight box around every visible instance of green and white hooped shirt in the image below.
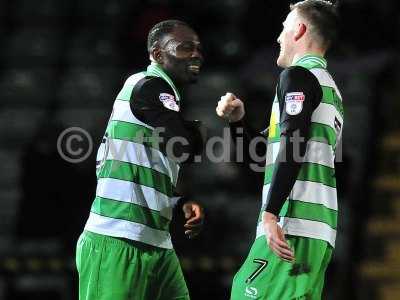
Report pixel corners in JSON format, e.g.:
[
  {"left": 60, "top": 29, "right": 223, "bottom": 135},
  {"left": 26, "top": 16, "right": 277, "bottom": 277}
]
[
  {"left": 256, "top": 55, "right": 344, "bottom": 247},
  {"left": 84, "top": 63, "right": 182, "bottom": 249}
]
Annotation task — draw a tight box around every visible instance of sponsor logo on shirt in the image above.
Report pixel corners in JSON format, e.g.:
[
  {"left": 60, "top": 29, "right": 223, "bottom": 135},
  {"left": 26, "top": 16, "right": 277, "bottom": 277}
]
[
  {"left": 244, "top": 286, "right": 258, "bottom": 299},
  {"left": 159, "top": 93, "right": 179, "bottom": 112},
  {"left": 285, "top": 92, "right": 305, "bottom": 115}
]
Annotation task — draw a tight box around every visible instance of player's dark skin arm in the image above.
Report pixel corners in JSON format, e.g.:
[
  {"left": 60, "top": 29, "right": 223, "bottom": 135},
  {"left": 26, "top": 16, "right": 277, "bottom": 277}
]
[{"left": 263, "top": 66, "right": 322, "bottom": 261}]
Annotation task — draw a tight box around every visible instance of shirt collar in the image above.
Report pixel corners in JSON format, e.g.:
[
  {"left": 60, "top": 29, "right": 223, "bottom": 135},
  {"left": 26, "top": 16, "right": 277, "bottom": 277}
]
[
  {"left": 147, "top": 63, "right": 181, "bottom": 101},
  {"left": 293, "top": 54, "right": 328, "bottom": 69}
]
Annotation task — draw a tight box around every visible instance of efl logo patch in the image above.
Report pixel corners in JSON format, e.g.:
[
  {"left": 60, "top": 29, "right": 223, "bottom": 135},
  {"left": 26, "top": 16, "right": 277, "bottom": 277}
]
[
  {"left": 159, "top": 93, "right": 179, "bottom": 112},
  {"left": 285, "top": 92, "right": 305, "bottom": 115}
]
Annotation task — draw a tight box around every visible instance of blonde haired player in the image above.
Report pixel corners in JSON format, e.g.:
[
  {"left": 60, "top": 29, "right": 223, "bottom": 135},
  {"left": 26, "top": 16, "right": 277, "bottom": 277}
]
[{"left": 217, "top": 1, "right": 343, "bottom": 299}]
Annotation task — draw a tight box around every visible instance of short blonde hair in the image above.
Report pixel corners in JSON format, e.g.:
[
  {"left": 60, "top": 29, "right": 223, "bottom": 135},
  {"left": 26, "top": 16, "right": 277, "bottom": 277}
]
[{"left": 290, "top": 0, "right": 339, "bottom": 49}]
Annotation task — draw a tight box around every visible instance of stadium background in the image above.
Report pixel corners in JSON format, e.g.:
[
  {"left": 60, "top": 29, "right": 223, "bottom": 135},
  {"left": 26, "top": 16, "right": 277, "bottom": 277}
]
[{"left": 0, "top": 0, "right": 399, "bottom": 299}]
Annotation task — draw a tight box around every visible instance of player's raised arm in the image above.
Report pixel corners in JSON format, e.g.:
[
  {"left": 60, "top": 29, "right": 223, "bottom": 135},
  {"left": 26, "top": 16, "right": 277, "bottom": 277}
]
[{"left": 216, "top": 92, "right": 268, "bottom": 167}]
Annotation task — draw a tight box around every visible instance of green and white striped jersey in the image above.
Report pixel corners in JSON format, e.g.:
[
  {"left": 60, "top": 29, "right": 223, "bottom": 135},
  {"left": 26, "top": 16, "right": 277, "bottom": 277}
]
[
  {"left": 256, "top": 55, "right": 344, "bottom": 247},
  {"left": 84, "top": 63, "right": 182, "bottom": 249}
]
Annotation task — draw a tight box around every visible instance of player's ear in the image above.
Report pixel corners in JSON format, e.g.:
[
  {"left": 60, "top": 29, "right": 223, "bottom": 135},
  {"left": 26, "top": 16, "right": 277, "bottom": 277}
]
[
  {"left": 294, "top": 23, "right": 307, "bottom": 41},
  {"left": 150, "top": 43, "right": 163, "bottom": 64}
]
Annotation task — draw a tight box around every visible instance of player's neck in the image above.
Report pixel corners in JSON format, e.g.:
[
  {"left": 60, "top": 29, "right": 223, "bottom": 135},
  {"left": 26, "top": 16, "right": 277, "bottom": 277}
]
[{"left": 291, "top": 47, "right": 326, "bottom": 65}]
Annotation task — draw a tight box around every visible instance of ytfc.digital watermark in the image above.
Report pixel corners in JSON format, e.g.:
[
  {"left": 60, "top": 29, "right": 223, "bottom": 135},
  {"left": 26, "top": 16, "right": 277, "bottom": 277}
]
[{"left": 56, "top": 126, "right": 342, "bottom": 172}]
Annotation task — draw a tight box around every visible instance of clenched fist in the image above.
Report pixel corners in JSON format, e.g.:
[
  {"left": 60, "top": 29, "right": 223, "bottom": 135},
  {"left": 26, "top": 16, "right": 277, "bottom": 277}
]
[{"left": 216, "top": 92, "right": 245, "bottom": 123}]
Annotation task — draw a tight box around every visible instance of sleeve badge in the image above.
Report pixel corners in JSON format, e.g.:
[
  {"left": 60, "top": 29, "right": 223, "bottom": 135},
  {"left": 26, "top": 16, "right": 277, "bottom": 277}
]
[
  {"left": 285, "top": 92, "right": 305, "bottom": 115},
  {"left": 159, "top": 93, "right": 180, "bottom": 112}
]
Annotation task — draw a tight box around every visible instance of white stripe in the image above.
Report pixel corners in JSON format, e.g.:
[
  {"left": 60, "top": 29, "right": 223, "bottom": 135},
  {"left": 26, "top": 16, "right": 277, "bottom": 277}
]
[
  {"left": 256, "top": 217, "right": 336, "bottom": 247},
  {"left": 85, "top": 213, "right": 173, "bottom": 249},
  {"left": 304, "top": 141, "right": 334, "bottom": 168},
  {"left": 262, "top": 181, "right": 337, "bottom": 211},
  {"left": 256, "top": 222, "right": 264, "bottom": 241},
  {"left": 272, "top": 101, "right": 279, "bottom": 111},
  {"left": 266, "top": 140, "right": 333, "bottom": 168},
  {"left": 281, "top": 217, "right": 336, "bottom": 247},
  {"left": 265, "top": 141, "right": 280, "bottom": 165},
  {"left": 261, "top": 184, "right": 271, "bottom": 206},
  {"left": 309, "top": 68, "right": 342, "bottom": 100},
  {"left": 96, "top": 178, "right": 174, "bottom": 220},
  {"left": 170, "top": 196, "right": 181, "bottom": 207},
  {"left": 124, "top": 72, "right": 146, "bottom": 86},
  {"left": 107, "top": 138, "right": 179, "bottom": 185},
  {"left": 291, "top": 181, "right": 337, "bottom": 210},
  {"left": 312, "top": 102, "right": 343, "bottom": 128},
  {"left": 112, "top": 100, "right": 154, "bottom": 129}
]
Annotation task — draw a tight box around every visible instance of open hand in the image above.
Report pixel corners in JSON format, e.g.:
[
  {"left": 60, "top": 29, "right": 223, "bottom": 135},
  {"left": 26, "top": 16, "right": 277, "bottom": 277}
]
[{"left": 263, "top": 212, "right": 294, "bottom": 262}]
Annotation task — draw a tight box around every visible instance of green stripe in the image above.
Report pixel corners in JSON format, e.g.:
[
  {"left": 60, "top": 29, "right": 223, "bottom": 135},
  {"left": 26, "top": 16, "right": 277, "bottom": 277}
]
[
  {"left": 268, "top": 123, "right": 336, "bottom": 147},
  {"left": 91, "top": 196, "right": 170, "bottom": 231},
  {"left": 296, "top": 60, "right": 324, "bottom": 70},
  {"left": 268, "top": 123, "right": 336, "bottom": 146},
  {"left": 283, "top": 200, "right": 337, "bottom": 229},
  {"left": 98, "top": 160, "right": 173, "bottom": 197},
  {"left": 116, "top": 85, "right": 134, "bottom": 101},
  {"left": 268, "top": 136, "right": 280, "bottom": 144},
  {"left": 107, "top": 120, "right": 159, "bottom": 149},
  {"left": 309, "top": 123, "right": 336, "bottom": 146},
  {"left": 264, "top": 162, "right": 336, "bottom": 188},
  {"left": 297, "top": 163, "right": 336, "bottom": 188},
  {"left": 295, "top": 55, "right": 327, "bottom": 68},
  {"left": 321, "top": 86, "right": 344, "bottom": 117},
  {"left": 264, "top": 164, "right": 275, "bottom": 184},
  {"left": 257, "top": 199, "right": 337, "bottom": 229}
]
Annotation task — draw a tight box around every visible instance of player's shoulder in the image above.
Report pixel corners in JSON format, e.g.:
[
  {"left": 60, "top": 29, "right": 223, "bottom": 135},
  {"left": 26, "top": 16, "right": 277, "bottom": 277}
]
[
  {"left": 131, "top": 76, "right": 179, "bottom": 111},
  {"left": 279, "top": 66, "right": 321, "bottom": 93},
  {"left": 129, "top": 75, "right": 175, "bottom": 104},
  {"left": 279, "top": 66, "right": 316, "bottom": 82},
  {"left": 137, "top": 76, "right": 173, "bottom": 94}
]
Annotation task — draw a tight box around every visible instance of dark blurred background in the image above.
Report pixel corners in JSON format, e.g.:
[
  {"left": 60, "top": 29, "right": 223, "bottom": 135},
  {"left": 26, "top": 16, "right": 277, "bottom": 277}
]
[{"left": 0, "top": 0, "right": 399, "bottom": 299}]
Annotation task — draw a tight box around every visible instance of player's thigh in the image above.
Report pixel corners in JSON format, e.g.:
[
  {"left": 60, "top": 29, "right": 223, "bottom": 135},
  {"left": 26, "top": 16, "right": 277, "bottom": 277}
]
[
  {"left": 306, "top": 240, "right": 333, "bottom": 300},
  {"left": 230, "top": 237, "right": 292, "bottom": 300},
  {"left": 231, "top": 236, "right": 333, "bottom": 300},
  {"left": 154, "top": 249, "right": 190, "bottom": 300},
  {"left": 76, "top": 232, "right": 97, "bottom": 300},
  {"left": 76, "top": 231, "right": 157, "bottom": 300}
]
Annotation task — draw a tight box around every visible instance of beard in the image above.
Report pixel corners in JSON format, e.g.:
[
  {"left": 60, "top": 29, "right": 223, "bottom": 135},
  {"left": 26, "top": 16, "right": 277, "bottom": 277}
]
[{"left": 165, "top": 54, "right": 202, "bottom": 85}]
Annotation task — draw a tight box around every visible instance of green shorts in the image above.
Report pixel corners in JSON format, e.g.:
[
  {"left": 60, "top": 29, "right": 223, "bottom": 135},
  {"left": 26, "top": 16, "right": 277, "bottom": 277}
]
[
  {"left": 76, "top": 231, "right": 190, "bottom": 300},
  {"left": 231, "top": 235, "right": 333, "bottom": 300}
]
